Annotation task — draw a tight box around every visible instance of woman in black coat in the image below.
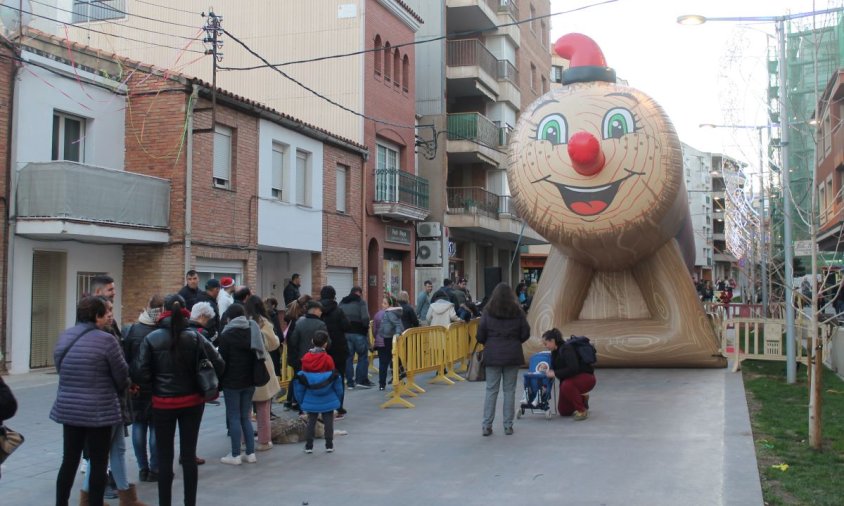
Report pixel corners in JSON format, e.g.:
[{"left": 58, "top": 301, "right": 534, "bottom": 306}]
[
  {"left": 475, "top": 283, "right": 530, "bottom": 436},
  {"left": 542, "top": 328, "right": 596, "bottom": 420}
]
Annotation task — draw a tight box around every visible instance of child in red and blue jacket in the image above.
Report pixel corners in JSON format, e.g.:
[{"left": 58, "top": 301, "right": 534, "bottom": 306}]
[{"left": 292, "top": 330, "right": 343, "bottom": 453}]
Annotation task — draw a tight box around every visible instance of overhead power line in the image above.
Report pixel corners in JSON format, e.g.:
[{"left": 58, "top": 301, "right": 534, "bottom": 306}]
[
  {"left": 3, "top": 4, "right": 206, "bottom": 54},
  {"left": 219, "top": 0, "right": 618, "bottom": 71},
  {"left": 135, "top": 0, "right": 203, "bottom": 15},
  {"left": 28, "top": 0, "right": 201, "bottom": 40}
]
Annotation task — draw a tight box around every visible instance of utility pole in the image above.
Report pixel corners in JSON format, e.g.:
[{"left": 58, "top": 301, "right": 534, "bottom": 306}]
[{"left": 202, "top": 9, "right": 223, "bottom": 128}]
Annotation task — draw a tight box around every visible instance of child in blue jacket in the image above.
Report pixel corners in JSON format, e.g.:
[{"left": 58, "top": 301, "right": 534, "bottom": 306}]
[{"left": 292, "top": 330, "right": 344, "bottom": 453}]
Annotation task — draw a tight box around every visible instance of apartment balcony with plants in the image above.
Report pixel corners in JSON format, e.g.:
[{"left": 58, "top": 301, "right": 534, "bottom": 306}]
[{"left": 444, "top": 186, "right": 544, "bottom": 244}]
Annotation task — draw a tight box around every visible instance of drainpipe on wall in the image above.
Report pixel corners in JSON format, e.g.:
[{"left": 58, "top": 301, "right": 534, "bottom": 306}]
[
  {"left": 1, "top": 52, "right": 18, "bottom": 373},
  {"left": 184, "top": 84, "right": 199, "bottom": 273}
]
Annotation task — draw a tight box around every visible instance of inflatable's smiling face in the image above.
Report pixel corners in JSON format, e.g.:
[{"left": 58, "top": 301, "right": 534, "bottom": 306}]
[{"left": 508, "top": 82, "right": 682, "bottom": 250}]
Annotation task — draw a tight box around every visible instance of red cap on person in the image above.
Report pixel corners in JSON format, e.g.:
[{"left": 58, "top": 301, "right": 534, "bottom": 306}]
[{"left": 220, "top": 277, "right": 235, "bottom": 289}]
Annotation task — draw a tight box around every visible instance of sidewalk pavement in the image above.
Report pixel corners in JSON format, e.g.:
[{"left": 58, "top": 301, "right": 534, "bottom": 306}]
[{"left": 0, "top": 367, "right": 763, "bottom": 505}]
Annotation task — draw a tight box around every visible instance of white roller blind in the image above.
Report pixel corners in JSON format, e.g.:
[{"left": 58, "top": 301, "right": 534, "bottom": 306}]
[
  {"left": 272, "top": 143, "right": 284, "bottom": 199},
  {"left": 214, "top": 125, "right": 232, "bottom": 186},
  {"left": 336, "top": 165, "right": 347, "bottom": 213}
]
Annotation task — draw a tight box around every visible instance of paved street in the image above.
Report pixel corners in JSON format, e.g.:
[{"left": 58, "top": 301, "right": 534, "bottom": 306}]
[{"left": 1, "top": 367, "right": 763, "bottom": 505}]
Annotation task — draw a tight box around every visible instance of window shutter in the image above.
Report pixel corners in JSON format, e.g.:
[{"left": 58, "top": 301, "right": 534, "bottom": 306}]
[
  {"left": 272, "top": 145, "right": 284, "bottom": 198},
  {"left": 214, "top": 126, "right": 232, "bottom": 185},
  {"left": 336, "top": 165, "right": 347, "bottom": 213}
]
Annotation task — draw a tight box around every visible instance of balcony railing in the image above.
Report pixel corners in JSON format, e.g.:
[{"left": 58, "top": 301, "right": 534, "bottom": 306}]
[
  {"left": 447, "top": 112, "right": 502, "bottom": 149},
  {"left": 16, "top": 161, "right": 170, "bottom": 228},
  {"left": 447, "top": 39, "right": 499, "bottom": 79},
  {"left": 374, "top": 169, "right": 429, "bottom": 210},
  {"left": 497, "top": 59, "right": 520, "bottom": 86},
  {"left": 447, "top": 187, "right": 501, "bottom": 218},
  {"left": 497, "top": 0, "right": 519, "bottom": 20}
]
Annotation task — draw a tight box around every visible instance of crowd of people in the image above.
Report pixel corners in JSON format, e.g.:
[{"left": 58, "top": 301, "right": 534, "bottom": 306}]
[{"left": 0, "top": 272, "right": 598, "bottom": 505}]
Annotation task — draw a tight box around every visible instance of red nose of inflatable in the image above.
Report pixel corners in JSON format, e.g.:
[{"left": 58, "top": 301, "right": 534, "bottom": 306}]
[{"left": 567, "top": 131, "right": 605, "bottom": 176}]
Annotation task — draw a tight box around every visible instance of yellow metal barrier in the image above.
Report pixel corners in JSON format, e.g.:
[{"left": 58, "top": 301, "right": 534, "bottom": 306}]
[
  {"left": 444, "top": 322, "right": 467, "bottom": 382},
  {"left": 368, "top": 321, "right": 379, "bottom": 374},
  {"left": 381, "top": 326, "right": 453, "bottom": 408},
  {"left": 275, "top": 345, "right": 296, "bottom": 402}
]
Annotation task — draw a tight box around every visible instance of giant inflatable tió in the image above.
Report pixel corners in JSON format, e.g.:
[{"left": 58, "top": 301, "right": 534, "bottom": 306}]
[{"left": 509, "top": 33, "right": 725, "bottom": 368}]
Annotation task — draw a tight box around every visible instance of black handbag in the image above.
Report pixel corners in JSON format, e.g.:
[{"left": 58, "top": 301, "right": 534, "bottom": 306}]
[
  {"left": 253, "top": 355, "right": 271, "bottom": 387},
  {"left": 195, "top": 336, "right": 219, "bottom": 401}
]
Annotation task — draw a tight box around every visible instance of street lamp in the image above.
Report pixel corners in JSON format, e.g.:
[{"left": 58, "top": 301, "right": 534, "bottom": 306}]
[
  {"left": 678, "top": 7, "right": 844, "bottom": 384},
  {"left": 699, "top": 123, "right": 771, "bottom": 315}
]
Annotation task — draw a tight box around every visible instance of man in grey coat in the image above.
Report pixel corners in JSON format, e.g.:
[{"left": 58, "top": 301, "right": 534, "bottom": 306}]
[{"left": 338, "top": 287, "right": 373, "bottom": 389}]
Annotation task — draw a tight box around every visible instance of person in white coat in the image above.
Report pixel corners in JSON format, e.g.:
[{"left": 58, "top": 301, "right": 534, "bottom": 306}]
[{"left": 426, "top": 290, "right": 461, "bottom": 327}]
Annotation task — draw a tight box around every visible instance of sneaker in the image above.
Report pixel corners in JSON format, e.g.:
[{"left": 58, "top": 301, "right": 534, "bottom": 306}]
[
  {"left": 482, "top": 427, "right": 493, "bottom": 437},
  {"left": 220, "top": 454, "right": 242, "bottom": 466},
  {"left": 104, "top": 485, "right": 118, "bottom": 500},
  {"left": 335, "top": 412, "right": 345, "bottom": 421},
  {"left": 504, "top": 427, "right": 514, "bottom": 435},
  {"left": 147, "top": 470, "right": 159, "bottom": 482},
  {"left": 356, "top": 382, "right": 373, "bottom": 389},
  {"left": 270, "top": 411, "right": 279, "bottom": 420},
  {"left": 304, "top": 446, "right": 313, "bottom": 454},
  {"left": 573, "top": 410, "right": 589, "bottom": 421},
  {"left": 139, "top": 468, "right": 149, "bottom": 482},
  {"left": 244, "top": 453, "right": 257, "bottom": 463},
  {"left": 326, "top": 444, "right": 334, "bottom": 453},
  {"left": 256, "top": 442, "right": 273, "bottom": 451},
  {"left": 347, "top": 384, "right": 356, "bottom": 390},
  {"left": 379, "top": 386, "right": 385, "bottom": 391}
]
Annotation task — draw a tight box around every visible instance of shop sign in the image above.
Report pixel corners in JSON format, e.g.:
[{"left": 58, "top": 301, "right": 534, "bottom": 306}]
[{"left": 386, "top": 225, "right": 411, "bottom": 245}]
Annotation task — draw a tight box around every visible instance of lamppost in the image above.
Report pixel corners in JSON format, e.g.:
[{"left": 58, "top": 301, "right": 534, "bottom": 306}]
[
  {"left": 700, "top": 123, "right": 771, "bottom": 315},
  {"left": 678, "top": 6, "right": 844, "bottom": 384}
]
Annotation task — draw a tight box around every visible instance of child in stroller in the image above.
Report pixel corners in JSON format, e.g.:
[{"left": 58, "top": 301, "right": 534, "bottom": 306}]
[{"left": 518, "top": 351, "right": 555, "bottom": 419}]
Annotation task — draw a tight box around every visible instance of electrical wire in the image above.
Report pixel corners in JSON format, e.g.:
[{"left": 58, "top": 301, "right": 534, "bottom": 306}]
[
  {"left": 219, "top": 0, "right": 618, "bottom": 71},
  {"left": 28, "top": 0, "right": 200, "bottom": 38},
  {"left": 135, "top": 0, "right": 203, "bottom": 16},
  {"left": 2, "top": 4, "right": 206, "bottom": 54}
]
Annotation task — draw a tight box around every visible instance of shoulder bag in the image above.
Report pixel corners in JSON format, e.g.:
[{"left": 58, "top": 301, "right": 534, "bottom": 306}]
[
  {"left": 466, "top": 343, "right": 485, "bottom": 382},
  {"left": 194, "top": 334, "right": 220, "bottom": 401},
  {"left": 0, "top": 424, "right": 24, "bottom": 467}
]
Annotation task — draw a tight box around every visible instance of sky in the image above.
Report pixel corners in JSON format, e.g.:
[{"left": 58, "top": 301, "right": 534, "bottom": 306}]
[{"left": 549, "top": 0, "right": 843, "bottom": 172}]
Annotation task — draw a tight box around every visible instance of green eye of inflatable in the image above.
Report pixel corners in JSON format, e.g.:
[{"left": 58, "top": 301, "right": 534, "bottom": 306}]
[
  {"left": 536, "top": 114, "right": 567, "bottom": 145},
  {"left": 602, "top": 108, "right": 635, "bottom": 139}
]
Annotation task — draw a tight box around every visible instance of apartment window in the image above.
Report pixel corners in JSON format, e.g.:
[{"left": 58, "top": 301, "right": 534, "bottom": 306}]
[
  {"left": 52, "top": 112, "right": 86, "bottom": 163},
  {"left": 530, "top": 4, "right": 536, "bottom": 33},
  {"left": 393, "top": 49, "right": 401, "bottom": 89},
  {"left": 530, "top": 63, "right": 537, "bottom": 92},
  {"left": 271, "top": 143, "right": 286, "bottom": 200},
  {"left": 402, "top": 55, "right": 410, "bottom": 93},
  {"left": 72, "top": 0, "right": 126, "bottom": 23},
  {"left": 550, "top": 65, "right": 563, "bottom": 84},
  {"left": 377, "top": 142, "right": 400, "bottom": 202},
  {"left": 295, "top": 150, "right": 312, "bottom": 206},
  {"left": 384, "top": 42, "right": 392, "bottom": 82},
  {"left": 541, "top": 20, "right": 547, "bottom": 47},
  {"left": 374, "top": 35, "right": 382, "bottom": 75},
  {"left": 213, "top": 125, "right": 232, "bottom": 189},
  {"left": 336, "top": 164, "right": 349, "bottom": 213},
  {"left": 541, "top": 76, "right": 548, "bottom": 94}
]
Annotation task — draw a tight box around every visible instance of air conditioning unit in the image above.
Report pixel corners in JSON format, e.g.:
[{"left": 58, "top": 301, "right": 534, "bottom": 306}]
[
  {"left": 416, "top": 221, "right": 442, "bottom": 238},
  {"left": 416, "top": 240, "right": 442, "bottom": 265}
]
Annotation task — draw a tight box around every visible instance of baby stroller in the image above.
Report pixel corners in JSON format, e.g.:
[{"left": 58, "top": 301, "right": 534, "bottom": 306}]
[{"left": 517, "top": 351, "right": 555, "bottom": 419}]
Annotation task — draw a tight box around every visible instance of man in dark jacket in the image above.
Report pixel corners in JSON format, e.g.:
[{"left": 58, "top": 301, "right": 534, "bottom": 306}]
[
  {"left": 338, "top": 287, "right": 372, "bottom": 389},
  {"left": 319, "top": 286, "right": 351, "bottom": 417},
  {"left": 283, "top": 274, "right": 301, "bottom": 306},
  {"left": 286, "top": 301, "right": 327, "bottom": 412},
  {"left": 439, "top": 278, "right": 460, "bottom": 306},
  {"left": 177, "top": 270, "right": 200, "bottom": 309}
]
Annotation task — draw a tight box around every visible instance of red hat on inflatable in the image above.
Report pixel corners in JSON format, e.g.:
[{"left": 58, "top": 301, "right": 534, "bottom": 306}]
[{"left": 554, "top": 33, "right": 616, "bottom": 85}]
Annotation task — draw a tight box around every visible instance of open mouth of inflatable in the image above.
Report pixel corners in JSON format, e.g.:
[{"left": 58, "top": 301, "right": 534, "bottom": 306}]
[{"left": 548, "top": 169, "right": 642, "bottom": 216}]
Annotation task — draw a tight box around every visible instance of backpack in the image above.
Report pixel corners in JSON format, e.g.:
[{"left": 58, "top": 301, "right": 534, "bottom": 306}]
[{"left": 567, "top": 335, "right": 597, "bottom": 365}]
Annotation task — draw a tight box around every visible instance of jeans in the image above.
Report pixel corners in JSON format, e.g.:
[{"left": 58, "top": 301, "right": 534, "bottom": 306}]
[
  {"left": 56, "top": 424, "right": 111, "bottom": 506},
  {"left": 132, "top": 421, "right": 158, "bottom": 472},
  {"left": 305, "top": 411, "right": 334, "bottom": 449},
  {"left": 345, "top": 333, "right": 369, "bottom": 386},
  {"left": 376, "top": 337, "right": 393, "bottom": 388},
  {"left": 153, "top": 404, "right": 204, "bottom": 506},
  {"left": 83, "top": 424, "right": 129, "bottom": 491},
  {"left": 223, "top": 387, "right": 255, "bottom": 456},
  {"left": 482, "top": 365, "right": 519, "bottom": 430}
]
